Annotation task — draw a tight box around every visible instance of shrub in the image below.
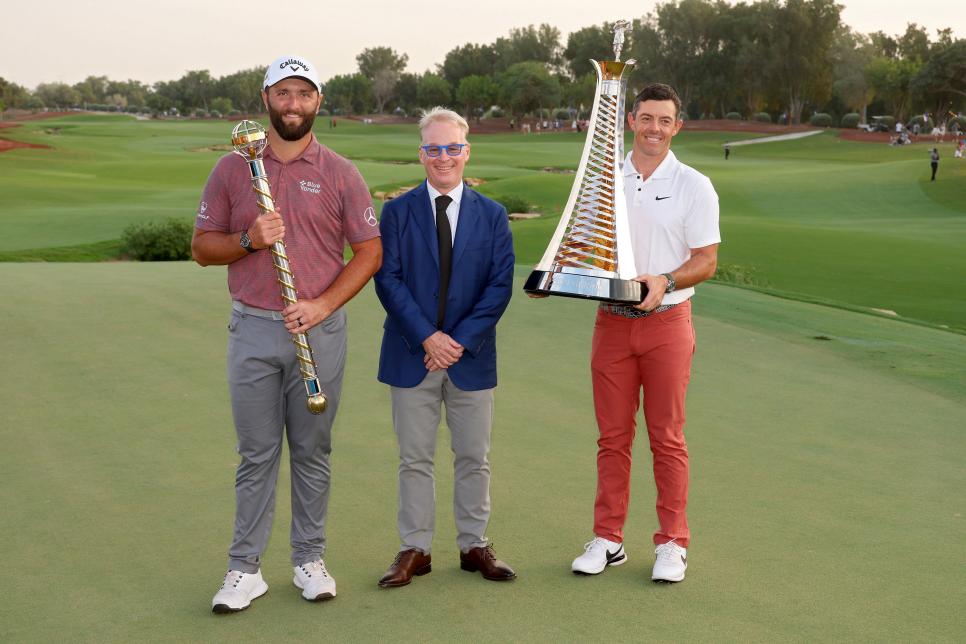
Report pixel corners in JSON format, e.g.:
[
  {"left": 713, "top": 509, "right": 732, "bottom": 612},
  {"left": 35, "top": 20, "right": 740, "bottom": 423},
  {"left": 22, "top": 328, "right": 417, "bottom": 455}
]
[
  {"left": 809, "top": 112, "right": 832, "bottom": 127},
  {"left": 949, "top": 116, "right": 966, "bottom": 132},
  {"left": 486, "top": 106, "right": 504, "bottom": 118},
  {"left": 193, "top": 108, "right": 208, "bottom": 118},
  {"left": 208, "top": 110, "right": 222, "bottom": 119},
  {"left": 753, "top": 112, "right": 771, "bottom": 123},
  {"left": 120, "top": 218, "right": 193, "bottom": 261},
  {"left": 554, "top": 108, "right": 571, "bottom": 120},
  {"left": 317, "top": 108, "right": 330, "bottom": 116},
  {"left": 725, "top": 111, "right": 742, "bottom": 120},
  {"left": 840, "top": 113, "right": 860, "bottom": 128},
  {"left": 496, "top": 194, "right": 531, "bottom": 214}
]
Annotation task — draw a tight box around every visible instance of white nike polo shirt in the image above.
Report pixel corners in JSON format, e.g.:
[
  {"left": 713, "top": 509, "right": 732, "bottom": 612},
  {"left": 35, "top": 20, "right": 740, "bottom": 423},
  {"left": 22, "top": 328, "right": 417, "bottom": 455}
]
[{"left": 623, "top": 150, "right": 721, "bottom": 306}]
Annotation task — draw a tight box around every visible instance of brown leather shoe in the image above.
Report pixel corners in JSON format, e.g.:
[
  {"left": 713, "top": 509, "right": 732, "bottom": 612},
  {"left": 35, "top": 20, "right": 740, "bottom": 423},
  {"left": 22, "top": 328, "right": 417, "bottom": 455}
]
[
  {"left": 378, "top": 549, "right": 432, "bottom": 588},
  {"left": 459, "top": 545, "right": 516, "bottom": 581}
]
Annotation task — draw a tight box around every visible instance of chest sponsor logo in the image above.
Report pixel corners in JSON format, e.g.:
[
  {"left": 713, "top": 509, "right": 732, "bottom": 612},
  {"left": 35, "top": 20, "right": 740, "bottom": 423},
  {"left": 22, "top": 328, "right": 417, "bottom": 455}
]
[
  {"left": 299, "top": 179, "right": 321, "bottom": 194},
  {"left": 363, "top": 206, "right": 377, "bottom": 226},
  {"left": 196, "top": 201, "right": 209, "bottom": 220}
]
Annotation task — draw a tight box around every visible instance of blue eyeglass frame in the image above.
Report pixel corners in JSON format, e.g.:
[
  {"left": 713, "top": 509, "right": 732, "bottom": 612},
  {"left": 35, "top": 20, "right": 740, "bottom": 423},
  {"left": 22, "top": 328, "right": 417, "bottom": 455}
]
[{"left": 420, "top": 143, "right": 467, "bottom": 157}]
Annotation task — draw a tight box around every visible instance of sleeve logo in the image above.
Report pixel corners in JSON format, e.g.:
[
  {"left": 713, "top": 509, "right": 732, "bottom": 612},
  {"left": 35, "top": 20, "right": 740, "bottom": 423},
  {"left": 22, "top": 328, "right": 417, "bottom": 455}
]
[
  {"left": 363, "top": 206, "right": 377, "bottom": 226},
  {"left": 196, "top": 201, "right": 209, "bottom": 220}
]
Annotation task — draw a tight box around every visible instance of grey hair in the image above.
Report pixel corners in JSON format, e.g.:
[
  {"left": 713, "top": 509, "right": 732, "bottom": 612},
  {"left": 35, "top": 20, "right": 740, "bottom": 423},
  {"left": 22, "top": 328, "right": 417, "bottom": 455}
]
[{"left": 418, "top": 107, "right": 469, "bottom": 140}]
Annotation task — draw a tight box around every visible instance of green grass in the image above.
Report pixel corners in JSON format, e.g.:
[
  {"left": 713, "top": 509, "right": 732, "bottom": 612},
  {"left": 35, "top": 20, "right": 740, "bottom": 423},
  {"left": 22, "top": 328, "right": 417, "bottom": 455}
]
[
  {"left": 2, "top": 115, "right": 965, "bottom": 331},
  {"left": 1, "top": 262, "right": 964, "bottom": 641}
]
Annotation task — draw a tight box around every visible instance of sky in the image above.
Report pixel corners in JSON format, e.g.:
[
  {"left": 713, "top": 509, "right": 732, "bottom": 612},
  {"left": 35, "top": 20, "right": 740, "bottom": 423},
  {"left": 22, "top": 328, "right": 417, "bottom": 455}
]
[{"left": 2, "top": 0, "right": 963, "bottom": 88}]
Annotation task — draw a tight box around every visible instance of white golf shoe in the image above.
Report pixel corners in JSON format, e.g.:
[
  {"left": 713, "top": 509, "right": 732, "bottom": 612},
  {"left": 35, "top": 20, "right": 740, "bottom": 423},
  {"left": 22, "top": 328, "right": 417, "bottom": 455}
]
[
  {"left": 651, "top": 541, "right": 687, "bottom": 582},
  {"left": 293, "top": 559, "right": 336, "bottom": 601},
  {"left": 211, "top": 569, "right": 268, "bottom": 613},
  {"left": 571, "top": 537, "right": 627, "bottom": 575}
]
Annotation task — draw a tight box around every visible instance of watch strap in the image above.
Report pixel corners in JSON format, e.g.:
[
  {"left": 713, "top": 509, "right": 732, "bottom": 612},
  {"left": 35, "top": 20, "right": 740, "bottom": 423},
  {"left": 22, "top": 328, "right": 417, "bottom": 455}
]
[{"left": 661, "top": 272, "right": 676, "bottom": 293}]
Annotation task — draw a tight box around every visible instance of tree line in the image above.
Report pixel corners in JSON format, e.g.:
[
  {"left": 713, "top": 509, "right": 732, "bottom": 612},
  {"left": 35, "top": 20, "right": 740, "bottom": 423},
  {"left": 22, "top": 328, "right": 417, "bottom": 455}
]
[{"left": 2, "top": 0, "right": 963, "bottom": 126}]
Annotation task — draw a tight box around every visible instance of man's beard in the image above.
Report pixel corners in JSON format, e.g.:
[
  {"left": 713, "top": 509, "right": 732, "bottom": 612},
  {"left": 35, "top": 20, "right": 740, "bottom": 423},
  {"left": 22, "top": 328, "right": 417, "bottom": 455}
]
[{"left": 268, "top": 104, "right": 316, "bottom": 141}]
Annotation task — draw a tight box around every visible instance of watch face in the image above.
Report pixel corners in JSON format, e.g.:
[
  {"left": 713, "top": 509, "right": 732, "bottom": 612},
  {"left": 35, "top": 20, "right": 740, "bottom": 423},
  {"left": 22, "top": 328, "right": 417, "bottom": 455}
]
[{"left": 240, "top": 232, "right": 251, "bottom": 248}]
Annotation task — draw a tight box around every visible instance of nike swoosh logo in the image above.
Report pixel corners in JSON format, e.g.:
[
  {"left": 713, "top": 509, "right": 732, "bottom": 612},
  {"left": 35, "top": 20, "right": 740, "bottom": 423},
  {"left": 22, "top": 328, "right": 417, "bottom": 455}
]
[
  {"left": 681, "top": 555, "right": 687, "bottom": 565},
  {"left": 655, "top": 196, "right": 671, "bottom": 201}
]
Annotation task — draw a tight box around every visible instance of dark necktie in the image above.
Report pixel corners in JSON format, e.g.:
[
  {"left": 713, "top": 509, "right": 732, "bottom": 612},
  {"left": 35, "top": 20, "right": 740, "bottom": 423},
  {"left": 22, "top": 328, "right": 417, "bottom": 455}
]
[{"left": 435, "top": 194, "right": 453, "bottom": 328}]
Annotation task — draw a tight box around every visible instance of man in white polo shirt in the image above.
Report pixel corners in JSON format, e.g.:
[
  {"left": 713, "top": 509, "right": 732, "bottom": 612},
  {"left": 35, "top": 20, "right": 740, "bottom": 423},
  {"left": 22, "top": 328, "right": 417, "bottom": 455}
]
[{"left": 571, "top": 83, "right": 720, "bottom": 583}]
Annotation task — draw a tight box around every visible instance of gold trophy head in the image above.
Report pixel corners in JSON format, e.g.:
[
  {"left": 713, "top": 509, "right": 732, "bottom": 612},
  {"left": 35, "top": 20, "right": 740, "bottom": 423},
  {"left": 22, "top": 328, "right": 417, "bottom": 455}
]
[
  {"left": 231, "top": 120, "right": 268, "bottom": 160},
  {"left": 307, "top": 393, "right": 328, "bottom": 414}
]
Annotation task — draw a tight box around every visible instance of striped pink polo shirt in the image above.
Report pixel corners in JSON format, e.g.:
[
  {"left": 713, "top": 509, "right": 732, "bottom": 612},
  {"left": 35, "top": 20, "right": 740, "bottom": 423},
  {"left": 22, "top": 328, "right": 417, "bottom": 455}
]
[{"left": 196, "top": 134, "right": 379, "bottom": 310}]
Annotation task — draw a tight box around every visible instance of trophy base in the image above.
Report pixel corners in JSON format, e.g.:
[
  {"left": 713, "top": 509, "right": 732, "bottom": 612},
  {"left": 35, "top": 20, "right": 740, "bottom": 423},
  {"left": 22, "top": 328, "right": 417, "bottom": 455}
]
[{"left": 524, "top": 268, "right": 645, "bottom": 305}]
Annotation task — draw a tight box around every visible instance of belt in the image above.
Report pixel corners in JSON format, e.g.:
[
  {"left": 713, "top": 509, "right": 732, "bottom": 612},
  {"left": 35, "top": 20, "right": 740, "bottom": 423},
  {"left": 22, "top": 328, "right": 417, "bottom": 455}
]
[
  {"left": 232, "top": 301, "right": 285, "bottom": 320},
  {"left": 599, "top": 302, "right": 677, "bottom": 319}
]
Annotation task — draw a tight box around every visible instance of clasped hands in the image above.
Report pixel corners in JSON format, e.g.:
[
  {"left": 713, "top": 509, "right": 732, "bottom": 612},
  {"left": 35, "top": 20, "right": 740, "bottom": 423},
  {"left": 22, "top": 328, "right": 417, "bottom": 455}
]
[{"left": 422, "top": 330, "right": 464, "bottom": 372}]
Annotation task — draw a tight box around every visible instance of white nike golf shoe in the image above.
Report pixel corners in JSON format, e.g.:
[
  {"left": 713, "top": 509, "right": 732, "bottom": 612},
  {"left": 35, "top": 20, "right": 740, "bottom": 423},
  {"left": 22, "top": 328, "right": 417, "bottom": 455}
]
[
  {"left": 651, "top": 540, "right": 687, "bottom": 582},
  {"left": 571, "top": 537, "right": 627, "bottom": 575},
  {"left": 211, "top": 569, "right": 268, "bottom": 613},
  {"left": 293, "top": 559, "right": 336, "bottom": 601}
]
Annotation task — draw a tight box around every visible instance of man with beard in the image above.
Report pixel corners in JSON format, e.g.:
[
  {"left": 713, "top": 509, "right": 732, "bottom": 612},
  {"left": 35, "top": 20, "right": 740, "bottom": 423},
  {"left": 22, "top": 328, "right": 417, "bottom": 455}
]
[{"left": 192, "top": 54, "right": 382, "bottom": 612}]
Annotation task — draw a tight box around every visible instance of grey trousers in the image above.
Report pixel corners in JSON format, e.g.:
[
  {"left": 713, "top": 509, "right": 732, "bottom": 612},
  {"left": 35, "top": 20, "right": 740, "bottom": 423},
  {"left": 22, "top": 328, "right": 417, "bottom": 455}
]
[
  {"left": 390, "top": 370, "right": 493, "bottom": 554},
  {"left": 226, "top": 303, "right": 346, "bottom": 573}
]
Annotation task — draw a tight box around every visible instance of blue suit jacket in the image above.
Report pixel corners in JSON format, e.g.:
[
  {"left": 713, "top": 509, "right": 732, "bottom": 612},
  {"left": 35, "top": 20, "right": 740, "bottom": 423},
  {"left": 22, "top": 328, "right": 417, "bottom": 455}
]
[{"left": 375, "top": 181, "right": 514, "bottom": 390}]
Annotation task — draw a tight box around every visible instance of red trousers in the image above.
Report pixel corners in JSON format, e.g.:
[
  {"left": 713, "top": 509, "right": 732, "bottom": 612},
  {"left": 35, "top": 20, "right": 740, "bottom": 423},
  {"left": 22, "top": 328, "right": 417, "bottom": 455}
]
[{"left": 590, "top": 301, "right": 695, "bottom": 547}]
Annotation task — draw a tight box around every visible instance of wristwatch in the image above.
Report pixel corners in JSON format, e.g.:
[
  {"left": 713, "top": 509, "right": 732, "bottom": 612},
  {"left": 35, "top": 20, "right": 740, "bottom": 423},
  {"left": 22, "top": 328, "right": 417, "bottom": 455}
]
[
  {"left": 239, "top": 230, "right": 256, "bottom": 253},
  {"left": 661, "top": 272, "right": 676, "bottom": 293}
]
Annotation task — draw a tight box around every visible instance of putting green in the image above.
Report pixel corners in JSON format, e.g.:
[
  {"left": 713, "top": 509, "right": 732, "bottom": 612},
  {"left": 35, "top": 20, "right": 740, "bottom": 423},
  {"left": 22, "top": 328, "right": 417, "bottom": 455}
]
[{"left": 1, "top": 262, "right": 963, "bottom": 641}]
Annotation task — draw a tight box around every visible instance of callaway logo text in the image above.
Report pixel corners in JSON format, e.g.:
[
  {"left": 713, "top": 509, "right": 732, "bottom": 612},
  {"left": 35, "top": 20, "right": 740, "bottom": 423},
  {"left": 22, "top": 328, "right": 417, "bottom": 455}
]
[{"left": 280, "top": 59, "right": 309, "bottom": 72}]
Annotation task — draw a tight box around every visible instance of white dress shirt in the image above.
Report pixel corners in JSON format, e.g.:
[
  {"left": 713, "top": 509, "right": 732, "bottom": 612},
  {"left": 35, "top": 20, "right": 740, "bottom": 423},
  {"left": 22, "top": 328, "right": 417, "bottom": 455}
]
[{"left": 426, "top": 180, "right": 464, "bottom": 244}]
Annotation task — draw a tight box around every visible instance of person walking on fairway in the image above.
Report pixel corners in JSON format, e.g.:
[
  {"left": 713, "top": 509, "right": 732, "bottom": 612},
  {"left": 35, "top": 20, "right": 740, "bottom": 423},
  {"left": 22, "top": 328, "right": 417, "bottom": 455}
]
[
  {"left": 192, "top": 54, "right": 382, "bottom": 612},
  {"left": 930, "top": 148, "right": 940, "bottom": 181},
  {"left": 373, "top": 108, "right": 517, "bottom": 588},
  {"left": 569, "top": 83, "right": 720, "bottom": 583}
]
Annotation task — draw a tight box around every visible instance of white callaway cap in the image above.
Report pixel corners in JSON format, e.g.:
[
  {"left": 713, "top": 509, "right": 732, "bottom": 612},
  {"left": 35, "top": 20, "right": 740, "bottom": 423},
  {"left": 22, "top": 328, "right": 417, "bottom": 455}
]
[{"left": 263, "top": 55, "right": 322, "bottom": 93}]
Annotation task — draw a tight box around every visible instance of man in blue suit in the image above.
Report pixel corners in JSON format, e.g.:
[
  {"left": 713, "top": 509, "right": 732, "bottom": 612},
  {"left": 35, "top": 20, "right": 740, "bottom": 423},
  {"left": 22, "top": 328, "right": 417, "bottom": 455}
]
[{"left": 374, "top": 107, "right": 516, "bottom": 587}]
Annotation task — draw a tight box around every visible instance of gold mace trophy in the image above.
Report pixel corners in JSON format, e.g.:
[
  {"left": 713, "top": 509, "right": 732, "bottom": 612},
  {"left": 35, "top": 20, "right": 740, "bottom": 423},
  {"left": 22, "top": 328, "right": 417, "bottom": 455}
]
[
  {"left": 231, "top": 120, "right": 327, "bottom": 414},
  {"left": 523, "top": 20, "right": 643, "bottom": 304}
]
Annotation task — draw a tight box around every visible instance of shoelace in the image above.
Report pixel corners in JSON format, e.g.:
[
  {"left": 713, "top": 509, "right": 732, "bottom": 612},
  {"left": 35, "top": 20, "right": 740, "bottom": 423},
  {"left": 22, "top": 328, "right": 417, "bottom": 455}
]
[
  {"left": 299, "top": 561, "right": 329, "bottom": 578},
  {"left": 583, "top": 537, "right": 610, "bottom": 553},
  {"left": 654, "top": 541, "right": 683, "bottom": 562},
  {"left": 220, "top": 570, "right": 245, "bottom": 589}
]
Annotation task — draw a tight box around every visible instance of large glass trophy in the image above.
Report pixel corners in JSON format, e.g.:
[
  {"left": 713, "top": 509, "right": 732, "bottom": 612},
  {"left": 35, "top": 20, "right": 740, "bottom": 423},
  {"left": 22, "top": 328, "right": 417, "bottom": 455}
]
[{"left": 523, "top": 21, "right": 643, "bottom": 304}]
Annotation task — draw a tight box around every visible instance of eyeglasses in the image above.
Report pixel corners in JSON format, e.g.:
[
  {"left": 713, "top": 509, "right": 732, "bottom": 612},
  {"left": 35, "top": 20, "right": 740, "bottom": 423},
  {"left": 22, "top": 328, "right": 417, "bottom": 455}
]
[{"left": 420, "top": 144, "right": 467, "bottom": 157}]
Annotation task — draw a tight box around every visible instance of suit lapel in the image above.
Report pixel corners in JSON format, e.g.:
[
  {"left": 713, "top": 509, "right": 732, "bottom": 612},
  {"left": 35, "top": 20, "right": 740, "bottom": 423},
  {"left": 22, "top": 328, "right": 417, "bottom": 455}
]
[
  {"left": 408, "top": 181, "right": 439, "bottom": 268},
  {"left": 451, "top": 186, "right": 476, "bottom": 267}
]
